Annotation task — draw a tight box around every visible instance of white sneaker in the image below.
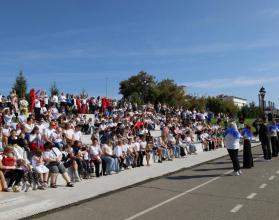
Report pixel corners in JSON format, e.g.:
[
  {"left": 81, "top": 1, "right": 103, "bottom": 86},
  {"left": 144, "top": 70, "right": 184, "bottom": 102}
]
[
  {"left": 231, "top": 171, "right": 240, "bottom": 176},
  {"left": 238, "top": 170, "right": 242, "bottom": 175}
]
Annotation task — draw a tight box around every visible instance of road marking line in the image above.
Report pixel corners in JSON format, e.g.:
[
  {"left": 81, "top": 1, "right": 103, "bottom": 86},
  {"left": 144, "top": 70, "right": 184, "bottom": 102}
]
[
  {"left": 276, "top": 170, "right": 279, "bottom": 174},
  {"left": 269, "top": 176, "right": 276, "bottom": 181},
  {"left": 259, "top": 183, "right": 267, "bottom": 189},
  {"left": 124, "top": 169, "right": 233, "bottom": 220},
  {"left": 124, "top": 153, "right": 263, "bottom": 220},
  {"left": 246, "top": 193, "right": 257, "bottom": 200},
  {"left": 230, "top": 204, "right": 243, "bottom": 213}
]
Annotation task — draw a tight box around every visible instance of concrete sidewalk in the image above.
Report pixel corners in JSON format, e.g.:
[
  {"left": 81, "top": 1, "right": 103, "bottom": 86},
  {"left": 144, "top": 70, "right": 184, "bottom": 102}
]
[{"left": 0, "top": 141, "right": 260, "bottom": 220}]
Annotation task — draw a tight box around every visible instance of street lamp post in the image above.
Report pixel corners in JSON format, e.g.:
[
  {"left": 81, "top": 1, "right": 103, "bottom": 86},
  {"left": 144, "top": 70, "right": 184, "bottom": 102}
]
[{"left": 259, "top": 86, "right": 266, "bottom": 113}]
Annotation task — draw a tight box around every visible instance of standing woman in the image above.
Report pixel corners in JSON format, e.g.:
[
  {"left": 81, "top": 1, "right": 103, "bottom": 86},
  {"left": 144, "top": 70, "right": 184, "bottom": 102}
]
[
  {"left": 242, "top": 125, "right": 254, "bottom": 169},
  {"left": 269, "top": 120, "right": 278, "bottom": 157},
  {"left": 224, "top": 122, "right": 242, "bottom": 176}
]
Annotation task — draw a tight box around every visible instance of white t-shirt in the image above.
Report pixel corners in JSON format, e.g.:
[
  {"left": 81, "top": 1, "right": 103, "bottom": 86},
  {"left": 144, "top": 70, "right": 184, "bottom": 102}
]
[
  {"left": 60, "top": 95, "right": 66, "bottom": 103},
  {"left": 73, "top": 131, "right": 82, "bottom": 141},
  {"left": 133, "top": 142, "right": 140, "bottom": 151},
  {"left": 113, "top": 145, "right": 123, "bottom": 157},
  {"left": 89, "top": 145, "right": 101, "bottom": 156},
  {"left": 43, "top": 147, "right": 62, "bottom": 164},
  {"left": 139, "top": 141, "right": 147, "bottom": 151},
  {"left": 13, "top": 145, "right": 26, "bottom": 160},
  {"left": 44, "top": 95, "right": 49, "bottom": 105},
  {"left": 29, "top": 133, "right": 42, "bottom": 143},
  {"left": 35, "top": 99, "right": 41, "bottom": 108},
  {"left": 44, "top": 128, "right": 55, "bottom": 141},
  {"left": 51, "top": 107, "right": 59, "bottom": 120},
  {"left": 51, "top": 132, "right": 63, "bottom": 143},
  {"left": 52, "top": 95, "right": 59, "bottom": 104},
  {"left": 122, "top": 144, "right": 129, "bottom": 153},
  {"left": 64, "top": 129, "right": 74, "bottom": 140},
  {"left": 24, "top": 123, "right": 35, "bottom": 133}
]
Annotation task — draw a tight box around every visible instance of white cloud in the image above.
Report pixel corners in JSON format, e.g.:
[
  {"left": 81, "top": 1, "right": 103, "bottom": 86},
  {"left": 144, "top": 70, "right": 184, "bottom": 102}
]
[{"left": 184, "top": 76, "right": 279, "bottom": 89}]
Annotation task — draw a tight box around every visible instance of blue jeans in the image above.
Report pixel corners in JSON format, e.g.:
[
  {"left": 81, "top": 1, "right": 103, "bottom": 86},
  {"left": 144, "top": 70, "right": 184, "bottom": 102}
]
[
  {"left": 174, "top": 145, "right": 181, "bottom": 158},
  {"left": 113, "top": 157, "right": 120, "bottom": 173},
  {"left": 162, "top": 148, "right": 170, "bottom": 159},
  {"left": 102, "top": 156, "right": 115, "bottom": 175},
  {"left": 125, "top": 155, "right": 133, "bottom": 167}
]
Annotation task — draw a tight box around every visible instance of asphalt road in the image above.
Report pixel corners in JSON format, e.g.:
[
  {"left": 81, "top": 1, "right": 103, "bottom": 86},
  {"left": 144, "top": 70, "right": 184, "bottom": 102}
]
[{"left": 31, "top": 145, "right": 279, "bottom": 220}]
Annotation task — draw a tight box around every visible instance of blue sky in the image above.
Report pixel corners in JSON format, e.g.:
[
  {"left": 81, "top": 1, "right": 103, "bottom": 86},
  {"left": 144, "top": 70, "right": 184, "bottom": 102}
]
[{"left": 0, "top": 0, "right": 279, "bottom": 105}]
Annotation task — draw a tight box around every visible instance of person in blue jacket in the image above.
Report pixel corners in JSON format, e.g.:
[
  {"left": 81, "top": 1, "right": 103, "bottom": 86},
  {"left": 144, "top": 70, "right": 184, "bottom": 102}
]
[{"left": 242, "top": 125, "right": 254, "bottom": 168}]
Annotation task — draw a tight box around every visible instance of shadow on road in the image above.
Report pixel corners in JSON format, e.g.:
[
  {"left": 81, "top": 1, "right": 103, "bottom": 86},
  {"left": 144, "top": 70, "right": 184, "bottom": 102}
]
[
  {"left": 193, "top": 167, "right": 231, "bottom": 172},
  {"left": 207, "top": 161, "right": 236, "bottom": 165},
  {"left": 166, "top": 174, "right": 221, "bottom": 180}
]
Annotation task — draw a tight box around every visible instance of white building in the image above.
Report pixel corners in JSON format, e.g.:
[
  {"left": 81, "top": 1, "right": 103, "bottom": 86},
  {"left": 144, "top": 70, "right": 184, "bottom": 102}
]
[{"left": 218, "top": 95, "right": 247, "bottom": 108}]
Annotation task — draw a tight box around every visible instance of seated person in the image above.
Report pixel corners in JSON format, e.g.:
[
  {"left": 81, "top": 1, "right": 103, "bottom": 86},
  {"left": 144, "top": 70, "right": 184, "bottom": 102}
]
[
  {"left": 43, "top": 142, "right": 74, "bottom": 188},
  {"left": 0, "top": 147, "right": 24, "bottom": 192}
]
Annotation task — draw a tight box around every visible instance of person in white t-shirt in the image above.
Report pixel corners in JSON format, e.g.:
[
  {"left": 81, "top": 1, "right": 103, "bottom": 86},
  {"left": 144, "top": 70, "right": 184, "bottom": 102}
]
[
  {"left": 113, "top": 140, "right": 127, "bottom": 170},
  {"left": 72, "top": 126, "right": 82, "bottom": 142},
  {"left": 43, "top": 92, "right": 49, "bottom": 109},
  {"left": 52, "top": 94, "right": 59, "bottom": 108},
  {"left": 34, "top": 98, "right": 41, "bottom": 120},
  {"left": 60, "top": 93, "right": 67, "bottom": 108},
  {"left": 43, "top": 142, "right": 73, "bottom": 188},
  {"left": 132, "top": 138, "right": 140, "bottom": 167},
  {"left": 43, "top": 121, "right": 56, "bottom": 143},
  {"left": 64, "top": 123, "right": 74, "bottom": 144},
  {"left": 89, "top": 137, "right": 103, "bottom": 177}
]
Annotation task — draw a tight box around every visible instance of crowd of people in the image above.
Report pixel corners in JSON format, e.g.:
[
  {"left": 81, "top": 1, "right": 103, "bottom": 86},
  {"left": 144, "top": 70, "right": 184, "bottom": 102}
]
[
  {"left": 0, "top": 89, "right": 278, "bottom": 193},
  {"left": 0, "top": 89, "right": 230, "bottom": 192}
]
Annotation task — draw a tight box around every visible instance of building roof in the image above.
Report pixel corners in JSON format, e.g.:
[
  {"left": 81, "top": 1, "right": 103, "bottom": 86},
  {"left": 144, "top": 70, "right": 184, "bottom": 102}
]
[{"left": 217, "top": 94, "right": 247, "bottom": 101}]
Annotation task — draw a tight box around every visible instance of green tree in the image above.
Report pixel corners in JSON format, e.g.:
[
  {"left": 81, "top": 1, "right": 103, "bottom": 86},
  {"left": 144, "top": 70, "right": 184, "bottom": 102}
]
[
  {"left": 239, "top": 102, "right": 263, "bottom": 118},
  {"left": 119, "top": 71, "right": 157, "bottom": 104},
  {"left": 156, "top": 79, "right": 187, "bottom": 107},
  {"left": 50, "top": 81, "right": 60, "bottom": 96},
  {"left": 206, "top": 96, "right": 239, "bottom": 117},
  {"left": 13, "top": 71, "right": 27, "bottom": 98},
  {"left": 206, "top": 96, "right": 223, "bottom": 114}
]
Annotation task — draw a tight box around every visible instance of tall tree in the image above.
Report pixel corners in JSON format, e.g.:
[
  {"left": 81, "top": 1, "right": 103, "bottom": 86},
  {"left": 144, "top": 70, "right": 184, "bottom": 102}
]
[
  {"left": 80, "top": 88, "right": 88, "bottom": 98},
  {"left": 119, "top": 71, "right": 157, "bottom": 104},
  {"left": 50, "top": 81, "right": 60, "bottom": 96},
  {"left": 156, "top": 79, "right": 187, "bottom": 107},
  {"left": 13, "top": 71, "right": 27, "bottom": 98}
]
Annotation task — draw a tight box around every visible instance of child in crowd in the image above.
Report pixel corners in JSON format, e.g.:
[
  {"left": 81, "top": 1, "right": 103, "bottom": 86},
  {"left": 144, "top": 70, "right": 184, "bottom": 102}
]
[{"left": 31, "top": 149, "right": 49, "bottom": 189}]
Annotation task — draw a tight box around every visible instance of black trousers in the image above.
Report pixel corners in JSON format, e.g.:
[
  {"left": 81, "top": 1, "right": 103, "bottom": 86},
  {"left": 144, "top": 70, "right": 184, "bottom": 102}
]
[
  {"left": 227, "top": 149, "right": 240, "bottom": 172},
  {"left": 261, "top": 140, "right": 272, "bottom": 160},
  {"left": 118, "top": 157, "right": 127, "bottom": 169},
  {"left": 137, "top": 151, "right": 144, "bottom": 167},
  {"left": 243, "top": 139, "right": 254, "bottom": 168},
  {"left": 92, "top": 160, "right": 101, "bottom": 177},
  {"left": 34, "top": 107, "right": 41, "bottom": 120},
  {"left": 5, "top": 169, "right": 25, "bottom": 187},
  {"left": 270, "top": 136, "right": 278, "bottom": 157}
]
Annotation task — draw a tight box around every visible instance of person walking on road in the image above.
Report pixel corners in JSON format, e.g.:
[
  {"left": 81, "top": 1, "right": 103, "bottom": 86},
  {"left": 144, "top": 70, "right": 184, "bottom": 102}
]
[
  {"left": 224, "top": 122, "right": 241, "bottom": 176},
  {"left": 269, "top": 120, "right": 278, "bottom": 157},
  {"left": 259, "top": 118, "right": 272, "bottom": 161},
  {"left": 242, "top": 125, "right": 254, "bottom": 169}
]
